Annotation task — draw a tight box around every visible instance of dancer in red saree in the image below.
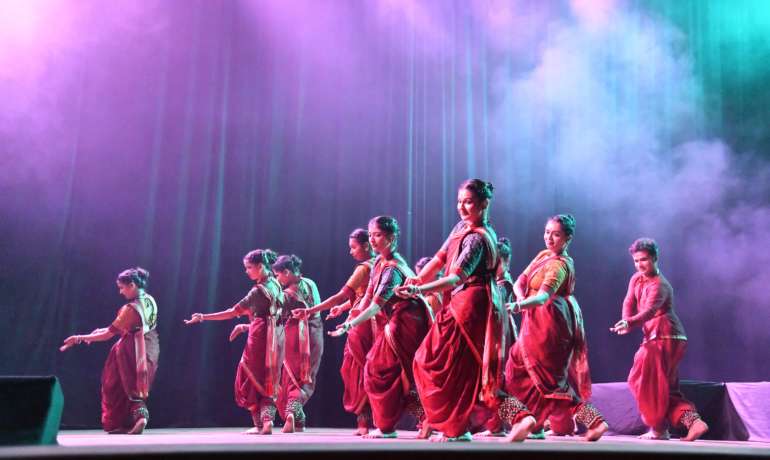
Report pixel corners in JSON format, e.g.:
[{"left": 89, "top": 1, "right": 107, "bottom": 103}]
[
  {"left": 273, "top": 254, "right": 324, "bottom": 433},
  {"left": 330, "top": 216, "right": 432, "bottom": 439},
  {"left": 401, "top": 179, "right": 533, "bottom": 442},
  {"left": 60, "top": 267, "right": 159, "bottom": 435},
  {"left": 185, "top": 249, "right": 284, "bottom": 435},
  {"left": 611, "top": 238, "right": 708, "bottom": 441},
  {"left": 504, "top": 215, "right": 608, "bottom": 442},
  {"left": 470, "top": 236, "right": 519, "bottom": 438},
  {"left": 294, "top": 228, "right": 376, "bottom": 435}
]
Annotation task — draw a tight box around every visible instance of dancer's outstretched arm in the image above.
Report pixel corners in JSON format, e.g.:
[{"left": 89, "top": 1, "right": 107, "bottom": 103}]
[
  {"left": 60, "top": 327, "right": 115, "bottom": 351},
  {"left": 294, "top": 289, "right": 349, "bottom": 319},
  {"left": 329, "top": 299, "right": 382, "bottom": 337},
  {"left": 184, "top": 306, "right": 240, "bottom": 324}
]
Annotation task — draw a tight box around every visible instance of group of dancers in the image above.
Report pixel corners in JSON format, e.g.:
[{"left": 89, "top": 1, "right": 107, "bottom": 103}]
[{"left": 60, "top": 178, "right": 709, "bottom": 443}]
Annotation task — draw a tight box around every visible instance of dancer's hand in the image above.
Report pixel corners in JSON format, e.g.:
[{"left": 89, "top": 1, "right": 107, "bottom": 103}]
[
  {"left": 610, "top": 319, "right": 629, "bottom": 335},
  {"left": 395, "top": 284, "right": 421, "bottom": 299},
  {"left": 326, "top": 305, "right": 344, "bottom": 319},
  {"left": 60, "top": 335, "right": 83, "bottom": 351},
  {"left": 328, "top": 322, "right": 351, "bottom": 337},
  {"left": 184, "top": 313, "right": 204, "bottom": 325},
  {"left": 507, "top": 302, "right": 522, "bottom": 314},
  {"left": 404, "top": 276, "right": 422, "bottom": 286},
  {"left": 229, "top": 324, "right": 248, "bottom": 341}
]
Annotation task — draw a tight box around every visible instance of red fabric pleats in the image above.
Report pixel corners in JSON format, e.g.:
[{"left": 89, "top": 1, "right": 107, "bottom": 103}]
[
  {"left": 509, "top": 295, "right": 591, "bottom": 401},
  {"left": 413, "top": 285, "right": 491, "bottom": 438},
  {"left": 364, "top": 299, "right": 429, "bottom": 433},
  {"left": 504, "top": 294, "right": 593, "bottom": 429},
  {"left": 341, "top": 313, "right": 376, "bottom": 414},
  {"left": 277, "top": 316, "right": 324, "bottom": 417},
  {"left": 628, "top": 339, "right": 696, "bottom": 430},
  {"left": 235, "top": 318, "right": 285, "bottom": 411},
  {"left": 101, "top": 330, "right": 159, "bottom": 432},
  {"left": 504, "top": 342, "right": 573, "bottom": 430}
]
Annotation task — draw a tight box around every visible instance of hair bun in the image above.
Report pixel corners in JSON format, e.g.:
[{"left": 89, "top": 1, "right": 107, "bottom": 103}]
[
  {"left": 135, "top": 267, "right": 150, "bottom": 281},
  {"left": 548, "top": 214, "right": 576, "bottom": 237},
  {"left": 290, "top": 255, "right": 303, "bottom": 270},
  {"left": 264, "top": 249, "right": 278, "bottom": 266},
  {"left": 460, "top": 179, "right": 494, "bottom": 200}
]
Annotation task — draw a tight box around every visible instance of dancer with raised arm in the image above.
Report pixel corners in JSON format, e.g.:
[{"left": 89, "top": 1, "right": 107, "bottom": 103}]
[
  {"left": 611, "top": 238, "right": 708, "bottom": 441},
  {"left": 184, "top": 249, "right": 284, "bottom": 435},
  {"left": 401, "top": 179, "right": 534, "bottom": 442},
  {"left": 329, "top": 216, "right": 432, "bottom": 439},
  {"left": 273, "top": 254, "right": 324, "bottom": 433},
  {"left": 60, "top": 267, "right": 159, "bottom": 435},
  {"left": 293, "top": 228, "right": 376, "bottom": 435},
  {"left": 504, "top": 215, "right": 608, "bottom": 442}
]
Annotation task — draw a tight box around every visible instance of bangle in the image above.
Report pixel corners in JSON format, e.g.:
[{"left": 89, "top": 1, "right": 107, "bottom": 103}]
[{"left": 412, "top": 285, "right": 423, "bottom": 296}]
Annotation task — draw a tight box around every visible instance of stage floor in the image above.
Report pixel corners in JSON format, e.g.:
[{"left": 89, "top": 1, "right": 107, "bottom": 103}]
[{"left": 2, "top": 428, "right": 770, "bottom": 460}]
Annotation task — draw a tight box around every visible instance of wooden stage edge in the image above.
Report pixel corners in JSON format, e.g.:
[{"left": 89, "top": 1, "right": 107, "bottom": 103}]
[{"left": 2, "top": 428, "right": 769, "bottom": 460}]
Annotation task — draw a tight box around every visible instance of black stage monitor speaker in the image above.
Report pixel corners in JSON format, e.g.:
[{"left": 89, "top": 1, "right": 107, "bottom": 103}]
[{"left": 0, "top": 376, "right": 63, "bottom": 445}]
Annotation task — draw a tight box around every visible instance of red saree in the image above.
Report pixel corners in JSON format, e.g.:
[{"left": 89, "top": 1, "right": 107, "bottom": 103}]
[
  {"left": 277, "top": 277, "right": 324, "bottom": 425},
  {"left": 623, "top": 273, "right": 697, "bottom": 431},
  {"left": 233, "top": 277, "right": 285, "bottom": 422},
  {"left": 504, "top": 250, "right": 599, "bottom": 431},
  {"left": 413, "top": 222, "right": 506, "bottom": 438},
  {"left": 101, "top": 293, "right": 159, "bottom": 432},
  {"left": 340, "top": 260, "right": 376, "bottom": 416},
  {"left": 363, "top": 254, "right": 431, "bottom": 433}
]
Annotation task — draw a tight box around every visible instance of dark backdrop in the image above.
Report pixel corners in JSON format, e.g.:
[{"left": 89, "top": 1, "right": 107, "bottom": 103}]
[{"left": 1, "top": 0, "right": 768, "bottom": 428}]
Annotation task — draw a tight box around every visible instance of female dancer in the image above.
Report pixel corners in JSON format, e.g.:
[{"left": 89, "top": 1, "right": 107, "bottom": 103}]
[
  {"left": 470, "top": 237, "right": 520, "bottom": 438},
  {"left": 293, "top": 228, "right": 376, "bottom": 435},
  {"left": 330, "top": 216, "right": 432, "bottom": 439},
  {"left": 60, "top": 267, "right": 159, "bottom": 435},
  {"left": 400, "top": 179, "right": 533, "bottom": 442},
  {"left": 273, "top": 254, "right": 324, "bottom": 433},
  {"left": 611, "top": 238, "right": 708, "bottom": 441},
  {"left": 184, "top": 249, "right": 284, "bottom": 434},
  {"left": 504, "top": 215, "right": 608, "bottom": 442}
]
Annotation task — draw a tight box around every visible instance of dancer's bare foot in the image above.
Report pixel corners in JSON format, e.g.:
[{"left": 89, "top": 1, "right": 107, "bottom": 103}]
[
  {"left": 282, "top": 414, "right": 295, "bottom": 433},
  {"left": 127, "top": 417, "right": 147, "bottom": 435},
  {"left": 244, "top": 426, "right": 260, "bottom": 434},
  {"left": 584, "top": 421, "right": 608, "bottom": 442},
  {"left": 416, "top": 424, "right": 434, "bottom": 439},
  {"left": 682, "top": 419, "right": 708, "bottom": 442},
  {"left": 504, "top": 415, "right": 536, "bottom": 443},
  {"left": 473, "top": 429, "right": 506, "bottom": 438},
  {"left": 362, "top": 429, "right": 397, "bottom": 439},
  {"left": 259, "top": 421, "right": 273, "bottom": 435},
  {"left": 431, "top": 432, "right": 472, "bottom": 442},
  {"left": 527, "top": 429, "right": 546, "bottom": 440},
  {"left": 639, "top": 428, "right": 670, "bottom": 440},
  {"left": 354, "top": 426, "right": 369, "bottom": 436}
]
